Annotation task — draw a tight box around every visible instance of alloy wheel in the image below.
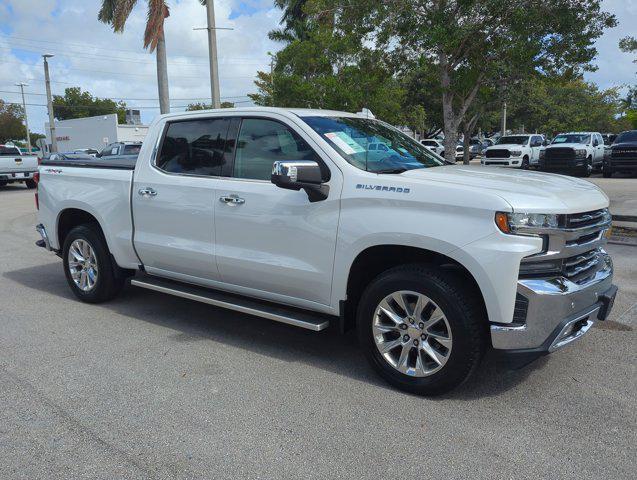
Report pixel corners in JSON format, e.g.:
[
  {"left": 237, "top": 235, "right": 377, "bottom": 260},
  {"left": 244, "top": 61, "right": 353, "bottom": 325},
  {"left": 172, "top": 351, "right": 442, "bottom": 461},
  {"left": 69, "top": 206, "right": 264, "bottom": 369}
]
[
  {"left": 372, "top": 290, "right": 452, "bottom": 377},
  {"left": 68, "top": 239, "right": 99, "bottom": 292}
]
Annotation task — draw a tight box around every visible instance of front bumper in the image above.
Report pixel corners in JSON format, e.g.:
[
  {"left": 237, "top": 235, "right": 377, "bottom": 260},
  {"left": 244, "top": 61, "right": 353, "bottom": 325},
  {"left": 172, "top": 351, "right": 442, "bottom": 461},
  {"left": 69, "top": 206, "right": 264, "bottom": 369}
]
[
  {"left": 491, "top": 251, "right": 616, "bottom": 363},
  {"left": 482, "top": 158, "right": 522, "bottom": 167}
]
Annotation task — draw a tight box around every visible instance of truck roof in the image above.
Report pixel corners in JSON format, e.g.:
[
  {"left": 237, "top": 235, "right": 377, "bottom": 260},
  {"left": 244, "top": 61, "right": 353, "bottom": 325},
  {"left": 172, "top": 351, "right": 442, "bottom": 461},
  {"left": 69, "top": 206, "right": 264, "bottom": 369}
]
[{"left": 158, "top": 106, "right": 364, "bottom": 121}]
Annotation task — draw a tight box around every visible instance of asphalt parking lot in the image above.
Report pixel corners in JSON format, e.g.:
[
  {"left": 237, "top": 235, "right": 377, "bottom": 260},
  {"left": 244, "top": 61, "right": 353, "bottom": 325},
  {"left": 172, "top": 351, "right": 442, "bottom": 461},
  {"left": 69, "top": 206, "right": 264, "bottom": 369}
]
[{"left": 1, "top": 185, "right": 635, "bottom": 480}]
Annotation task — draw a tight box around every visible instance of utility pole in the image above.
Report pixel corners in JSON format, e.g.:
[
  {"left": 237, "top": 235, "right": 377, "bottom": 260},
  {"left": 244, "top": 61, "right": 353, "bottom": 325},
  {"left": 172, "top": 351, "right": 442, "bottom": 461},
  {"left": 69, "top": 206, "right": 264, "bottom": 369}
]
[
  {"left": 501, "top": 101, "right": 507, "bottom": 136},
  {"left": 15, "top": 82, "right": 32, "bottom": 154},
  {"left": 42, "top": 54, "right": 58, "bottom": 153},
  {"left": 205, "top": 0, "right": 221, "bottom": 108}
]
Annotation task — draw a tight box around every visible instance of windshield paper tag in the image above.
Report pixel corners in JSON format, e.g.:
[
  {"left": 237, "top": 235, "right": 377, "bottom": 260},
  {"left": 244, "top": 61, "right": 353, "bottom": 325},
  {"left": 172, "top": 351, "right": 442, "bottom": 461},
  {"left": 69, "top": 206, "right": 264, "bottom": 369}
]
[{"left": 325, "top": 132, "right": 366, "bottom": 155}]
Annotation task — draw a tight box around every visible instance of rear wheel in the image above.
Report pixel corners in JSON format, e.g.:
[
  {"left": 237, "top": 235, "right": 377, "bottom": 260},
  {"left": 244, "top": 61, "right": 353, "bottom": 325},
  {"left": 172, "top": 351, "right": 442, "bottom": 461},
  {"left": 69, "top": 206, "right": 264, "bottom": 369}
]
[
  {"left": 357, "top": 265, "right": 487, "bottom": 396},
  {"left": 62, "top": 224, "right": 126, "bottom": 303},
  {"left": 25, "top": 179, "right": 37, "bottom": 189}
]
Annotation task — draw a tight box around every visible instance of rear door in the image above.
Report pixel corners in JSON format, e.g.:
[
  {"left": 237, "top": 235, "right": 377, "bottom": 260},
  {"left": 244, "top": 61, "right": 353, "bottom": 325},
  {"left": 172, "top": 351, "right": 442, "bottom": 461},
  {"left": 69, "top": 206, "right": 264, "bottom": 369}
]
[
  {"left": 213, "top": 115, "right": 341, "bottom": 307},
  {"left": 132, "top": 116, "right": 234, "bottom": 282},
  {"left": 529, "top": 136, "right": 543, "bottom": 164}
]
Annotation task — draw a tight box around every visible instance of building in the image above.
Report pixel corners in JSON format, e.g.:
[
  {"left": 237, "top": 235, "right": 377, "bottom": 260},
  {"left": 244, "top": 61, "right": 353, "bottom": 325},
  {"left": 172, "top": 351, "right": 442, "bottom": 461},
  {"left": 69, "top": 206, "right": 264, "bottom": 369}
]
[{"left": 45, "top": 113, "right": 149, "bottom": 152}]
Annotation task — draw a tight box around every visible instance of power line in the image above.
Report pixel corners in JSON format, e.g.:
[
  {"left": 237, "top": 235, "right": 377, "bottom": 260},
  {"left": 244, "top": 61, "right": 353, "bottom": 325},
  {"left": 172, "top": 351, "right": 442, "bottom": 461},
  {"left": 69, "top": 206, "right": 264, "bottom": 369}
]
[
  {"left": 2, "top": 100, "right": 253, "bottom": 110},
  {"left": 0, "top": 89, "right": 251, "bottom": 101},
  {"left": 0, "top": 33, "right": 266, "bottom": 62}
]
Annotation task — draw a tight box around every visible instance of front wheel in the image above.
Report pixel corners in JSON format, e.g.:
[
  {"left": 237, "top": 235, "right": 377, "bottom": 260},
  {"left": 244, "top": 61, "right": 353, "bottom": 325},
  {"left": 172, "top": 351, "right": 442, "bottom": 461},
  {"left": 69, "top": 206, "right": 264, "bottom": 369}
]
[
  {"left": 602, "top": 167, "right": 612, "bottom": 178},
  {"left": 582, "top": 157, "right": 593, "bottom": 177},
  {"left": 521, "top": 156, "right": 530, "bottom": 169},
  {"left": 62, "top": 224, "right": 126, "bottom": 303},
  {"left": 357, "top": 265, "right": 487, "bottom": 396}
]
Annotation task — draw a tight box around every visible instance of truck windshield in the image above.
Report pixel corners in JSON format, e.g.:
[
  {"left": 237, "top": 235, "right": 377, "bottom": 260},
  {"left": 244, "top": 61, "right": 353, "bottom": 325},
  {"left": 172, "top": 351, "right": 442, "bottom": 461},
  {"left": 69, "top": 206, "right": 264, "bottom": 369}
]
[
  {"left": 0, "top": 146, "right": 21, "bottom": 156},
  {"left": 615, "top": 131, "right": 637, "bottom": 143},
  {"left": 552, "top": 134, "right": 590, "bottom": 144},
  {"left": 302, "top": 116, "right": 446, "bottom": 173},
  {"left": 497, "top": 136, "right": 529, "bottom": 145}
]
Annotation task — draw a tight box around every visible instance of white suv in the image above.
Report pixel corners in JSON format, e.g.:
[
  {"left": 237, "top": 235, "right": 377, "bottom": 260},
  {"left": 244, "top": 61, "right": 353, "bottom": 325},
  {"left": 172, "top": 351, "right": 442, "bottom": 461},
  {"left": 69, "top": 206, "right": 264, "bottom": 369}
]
[
  {"left": 420, "top": 139, "right": 444, "bottom": 156},
  {"left": 482, "top": 134, "right": 545, "bottom": 169}
]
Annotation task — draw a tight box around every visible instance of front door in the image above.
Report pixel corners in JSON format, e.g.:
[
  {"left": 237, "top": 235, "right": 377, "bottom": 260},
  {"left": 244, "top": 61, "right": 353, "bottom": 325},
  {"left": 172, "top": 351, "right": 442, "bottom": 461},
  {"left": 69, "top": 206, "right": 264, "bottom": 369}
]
[
  {"left": 132, "top": 116, "right": 232, "bottom": 282},
  {"left": 214, "top": 116, "right": 341, "bottom": 306}
]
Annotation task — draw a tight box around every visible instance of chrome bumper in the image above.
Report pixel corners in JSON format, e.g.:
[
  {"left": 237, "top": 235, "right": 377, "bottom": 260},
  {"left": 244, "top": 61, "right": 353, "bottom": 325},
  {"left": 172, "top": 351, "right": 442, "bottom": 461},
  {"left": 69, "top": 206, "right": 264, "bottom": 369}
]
[
  {"left": 491, "top": 252, "right": 615, "bottom": 352},
  {"left": 36, "top": 223, "right": 52, "bottom": 251}
]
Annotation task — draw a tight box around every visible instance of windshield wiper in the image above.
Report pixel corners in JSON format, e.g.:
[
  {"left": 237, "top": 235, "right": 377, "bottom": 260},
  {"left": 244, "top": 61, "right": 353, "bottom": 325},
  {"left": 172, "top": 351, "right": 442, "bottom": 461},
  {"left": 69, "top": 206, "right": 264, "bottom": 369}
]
[{"left": 373, "top": 168, "right": 408, "bottom": 174}]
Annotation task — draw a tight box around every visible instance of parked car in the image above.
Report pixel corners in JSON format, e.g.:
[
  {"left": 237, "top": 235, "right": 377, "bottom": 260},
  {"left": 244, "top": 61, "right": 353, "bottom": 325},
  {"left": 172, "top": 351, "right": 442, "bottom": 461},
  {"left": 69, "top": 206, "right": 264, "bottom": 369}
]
[
  {"left": 97, "top": 141, "right": 142, "bottom": 158},
  {"left": 420, "top": 138, "right": 444, "bottom": 156},
  {"left": 35, "top": 107, "right": 617, "bottom": 396},
  {"left": 539, "top": 132, "right": 605, "bottom": 176},
  {"left": 603, "top": 130, "right": 637, "bottom": 177},
  {"left": 0, "top": 144, "right": 38, "bottom": 188},
  {"left": 482, "top": 134, "right": 545, "bottom": 169},
  {"left": 73, "top": 148, "right": 99, "bottom": 157}
]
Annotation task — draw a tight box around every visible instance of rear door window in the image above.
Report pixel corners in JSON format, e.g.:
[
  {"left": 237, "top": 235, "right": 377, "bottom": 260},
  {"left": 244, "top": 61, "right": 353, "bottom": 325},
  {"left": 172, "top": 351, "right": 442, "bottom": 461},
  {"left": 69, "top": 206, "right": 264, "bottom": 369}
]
[{"left": 157, "top": 117, "right": 231, "bottom": 176}]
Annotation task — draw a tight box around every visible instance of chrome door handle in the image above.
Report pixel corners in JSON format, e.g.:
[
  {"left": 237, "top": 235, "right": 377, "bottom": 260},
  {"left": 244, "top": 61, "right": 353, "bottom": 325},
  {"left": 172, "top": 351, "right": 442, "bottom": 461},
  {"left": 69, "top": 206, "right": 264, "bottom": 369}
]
[
  {"left": 219, "top": 194, "right": 245, "bottom": 205},
  {"left": 138, "top": 187, "right": 157, "bottom": 197}
]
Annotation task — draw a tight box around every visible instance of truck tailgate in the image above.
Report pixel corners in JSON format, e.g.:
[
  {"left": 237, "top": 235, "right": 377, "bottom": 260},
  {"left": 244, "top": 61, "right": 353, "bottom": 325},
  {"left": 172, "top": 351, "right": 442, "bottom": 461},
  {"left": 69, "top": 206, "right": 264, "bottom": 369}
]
[
  {"left": 38, "top": 165, "right": 139, "bottom": 269},
  {"left": 0, "top": 155, "right": 38, "bottom": 174}
]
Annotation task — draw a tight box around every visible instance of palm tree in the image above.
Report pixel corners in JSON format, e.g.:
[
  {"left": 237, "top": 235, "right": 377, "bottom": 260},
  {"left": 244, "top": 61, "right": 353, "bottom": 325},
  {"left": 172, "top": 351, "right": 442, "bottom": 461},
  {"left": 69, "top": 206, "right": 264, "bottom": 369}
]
[{"left": 98, "top": 0, "right": 171, "bottom": 113}]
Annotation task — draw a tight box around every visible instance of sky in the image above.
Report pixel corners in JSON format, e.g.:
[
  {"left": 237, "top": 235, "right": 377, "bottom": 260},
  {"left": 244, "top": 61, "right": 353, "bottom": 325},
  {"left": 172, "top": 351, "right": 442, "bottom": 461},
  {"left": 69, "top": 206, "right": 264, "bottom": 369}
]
[{"left": 0, "top": 0, "right": 636, "bottom": 136}]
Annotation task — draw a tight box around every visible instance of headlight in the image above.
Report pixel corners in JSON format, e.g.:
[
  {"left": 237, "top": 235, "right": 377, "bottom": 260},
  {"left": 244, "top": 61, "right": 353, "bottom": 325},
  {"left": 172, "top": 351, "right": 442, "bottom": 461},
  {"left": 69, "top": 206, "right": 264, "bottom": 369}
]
[
  {"left": 510, "top": 150, "right": 522, "bottom": 157},
  {"left": 495, "top": 212, "right": 560, "bottom": 234},
  {"left": 575, "top": 149, "right": 587, "bottom": 157}
]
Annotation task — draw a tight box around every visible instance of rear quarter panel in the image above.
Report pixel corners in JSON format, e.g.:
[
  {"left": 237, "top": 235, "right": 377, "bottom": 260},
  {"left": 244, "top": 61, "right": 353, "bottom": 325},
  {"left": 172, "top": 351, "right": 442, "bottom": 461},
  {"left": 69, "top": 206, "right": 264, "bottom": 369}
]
[{"left": 38, "top": 166, "right": 138, "bottom": 269}]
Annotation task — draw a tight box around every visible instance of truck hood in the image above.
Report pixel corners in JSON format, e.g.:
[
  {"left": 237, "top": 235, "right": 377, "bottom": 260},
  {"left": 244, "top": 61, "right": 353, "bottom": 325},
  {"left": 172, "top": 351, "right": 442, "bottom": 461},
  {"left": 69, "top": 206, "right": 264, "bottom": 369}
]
[
  {"left": 545, "top": 143, "right": 585, "bottom": 149},
  {"left": 487, "top": 144, "right": 527, "bottom": 150},
  {"left": 399, "top": 165, "right": 608, "bottom": 213}
]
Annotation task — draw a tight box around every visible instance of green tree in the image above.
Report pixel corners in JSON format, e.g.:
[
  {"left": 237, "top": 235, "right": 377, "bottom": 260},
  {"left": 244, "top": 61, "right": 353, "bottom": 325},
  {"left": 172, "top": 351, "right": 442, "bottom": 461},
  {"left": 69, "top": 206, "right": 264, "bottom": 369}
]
[
  {"left": 317, "top": 0, "right": 616, "bottom": 161},
  {"left": 250, "top": 4, "right": 405, "bottom": 125},
  {"left": 52, "top": 87, "right": 127, "bottom": 123},
  {"left": 507, "top": 75, "right": 629, "bottom": 135},
  {"left": 0, "top": 100, "right": 26, "bottom": 143}
]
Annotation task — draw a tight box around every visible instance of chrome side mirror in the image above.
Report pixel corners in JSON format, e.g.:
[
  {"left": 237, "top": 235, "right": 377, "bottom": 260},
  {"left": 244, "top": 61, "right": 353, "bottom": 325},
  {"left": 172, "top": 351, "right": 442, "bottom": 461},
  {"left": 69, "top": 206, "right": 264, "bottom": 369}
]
[{"left": 271, "top": 160, "right": 329, "bottom": 202}]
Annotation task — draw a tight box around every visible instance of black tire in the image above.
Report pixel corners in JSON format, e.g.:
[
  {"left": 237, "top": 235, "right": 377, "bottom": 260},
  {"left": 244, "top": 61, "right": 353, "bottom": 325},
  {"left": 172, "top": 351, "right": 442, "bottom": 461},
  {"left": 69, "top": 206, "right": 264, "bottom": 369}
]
[
  {"left": 356, "top": 264, "right": 487, "bottom": 396},
  {"left": 602, "top": 167, "right": 612, "bottom": 178},
  {"left": 521, "top": 156, "right": 530, "bottom": 169},
  {"left": 62, "top": 224, "right": 125, "bottom": 303},
  {"left": 25, "top": 179, "right": 37, "bottom": 189},
  {"left": 581, "top": 157, "right": 592, "bottom": 177}
]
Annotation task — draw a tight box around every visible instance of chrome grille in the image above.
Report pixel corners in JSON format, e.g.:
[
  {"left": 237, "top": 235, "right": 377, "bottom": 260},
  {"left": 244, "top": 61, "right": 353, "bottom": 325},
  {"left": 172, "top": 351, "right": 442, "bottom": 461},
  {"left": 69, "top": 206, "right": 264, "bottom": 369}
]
[
  {"left": 563, "top": 249, "right": 600, "bottom": 283},
  {"left": 566, "top": 209, "right": 607, "bottom": 228}
]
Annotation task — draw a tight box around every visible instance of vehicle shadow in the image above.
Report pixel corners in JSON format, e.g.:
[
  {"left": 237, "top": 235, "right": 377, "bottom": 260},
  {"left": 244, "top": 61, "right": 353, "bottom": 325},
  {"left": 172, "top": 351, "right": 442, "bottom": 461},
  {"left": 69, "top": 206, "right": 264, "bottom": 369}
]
[{"left": 4, "top": 261, "right": 539, "bottom": 399}]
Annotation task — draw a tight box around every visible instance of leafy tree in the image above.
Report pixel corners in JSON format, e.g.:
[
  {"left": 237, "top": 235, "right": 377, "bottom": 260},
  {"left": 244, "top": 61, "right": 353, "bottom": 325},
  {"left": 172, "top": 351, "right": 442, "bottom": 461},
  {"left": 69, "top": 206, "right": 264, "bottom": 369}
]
[
  {"left": 315, "top": 0, "right": 616, "bottom": 161},
  {"left": 0, "top": 99, "right": 26, "bottom": 143},
  {"left": 250, "top": 5, "right": 405, "bottom": 125},
  {"left": 52, "top": 87, "right": 127, "bottom": 123},
  {"left": 507, "top": 75, "right": 630, "bottom": 135}
]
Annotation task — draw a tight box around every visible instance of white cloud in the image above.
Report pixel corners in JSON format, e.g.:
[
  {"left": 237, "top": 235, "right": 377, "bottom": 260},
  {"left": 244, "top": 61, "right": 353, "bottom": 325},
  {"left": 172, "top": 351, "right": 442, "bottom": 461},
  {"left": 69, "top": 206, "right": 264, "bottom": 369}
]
[{"left": 0, "top": 0, "right": 281, "bottom": 134}]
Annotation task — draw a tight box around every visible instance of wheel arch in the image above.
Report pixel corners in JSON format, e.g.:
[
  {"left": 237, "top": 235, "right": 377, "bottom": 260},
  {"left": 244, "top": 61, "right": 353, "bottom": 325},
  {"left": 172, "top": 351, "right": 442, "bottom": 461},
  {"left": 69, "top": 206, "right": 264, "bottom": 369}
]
[
  {"left": 56, "top": 207, "right": 109, "bottom": 252},
  {"left": 340, "top": 244, "right": 488, "bottom": 333}
]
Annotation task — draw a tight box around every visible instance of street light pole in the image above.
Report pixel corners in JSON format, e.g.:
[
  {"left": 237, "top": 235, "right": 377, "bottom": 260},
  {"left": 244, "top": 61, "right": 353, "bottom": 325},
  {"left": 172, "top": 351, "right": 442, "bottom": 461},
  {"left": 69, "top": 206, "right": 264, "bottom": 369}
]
[
  {"left": 42, "top": 54, "right": 58, "bottom": 153},
  {"left": 15, "top": 82, "right": 32, "bottom": 154},
  {"left": 206, "top": 0, "right": 221, "bottom": 109}
]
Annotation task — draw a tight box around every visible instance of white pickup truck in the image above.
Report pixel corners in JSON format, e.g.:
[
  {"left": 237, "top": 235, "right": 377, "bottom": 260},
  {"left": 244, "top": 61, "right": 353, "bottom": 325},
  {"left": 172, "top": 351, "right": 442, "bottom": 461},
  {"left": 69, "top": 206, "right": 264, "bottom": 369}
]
[
  {"left": 482, "top": 134, "right": 546, "bottom": 169},
  {"left": 0, "top": 144, "right": 38, "bottom": 188},
  {"left": 35, "top": 107, "right": 617, "bottom": 395},
  {"left": 539, "top": 132, "right": 606, "bottom": 176}
]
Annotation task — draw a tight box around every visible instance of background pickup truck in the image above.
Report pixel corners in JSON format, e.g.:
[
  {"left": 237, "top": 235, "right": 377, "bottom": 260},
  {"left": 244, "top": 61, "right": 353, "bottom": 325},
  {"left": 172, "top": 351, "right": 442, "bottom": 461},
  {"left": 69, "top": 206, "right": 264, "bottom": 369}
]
[
  {"left": 482, "top": 134, "right": 545, "bottom": 169},
  {"left": 539, "top": 132, "right": 605, "bottom": 176},
  {"left": 0, "top": 144, "right": 38, "bottom": 188},
  {"left": 36, "top": 107, "right": 617, "bottom": 395}
]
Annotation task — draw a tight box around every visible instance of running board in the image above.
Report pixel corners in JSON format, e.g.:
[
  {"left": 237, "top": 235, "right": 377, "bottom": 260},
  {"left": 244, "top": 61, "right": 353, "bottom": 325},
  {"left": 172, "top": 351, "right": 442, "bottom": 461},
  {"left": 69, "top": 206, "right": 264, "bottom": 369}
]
[{"left": 130, "top": 276, "right": 332, "bottom": 331}]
